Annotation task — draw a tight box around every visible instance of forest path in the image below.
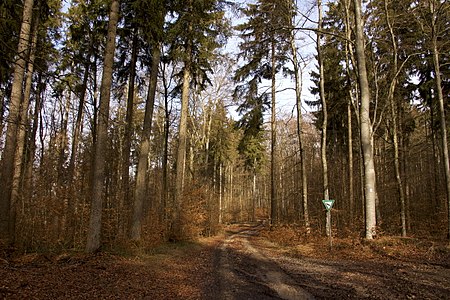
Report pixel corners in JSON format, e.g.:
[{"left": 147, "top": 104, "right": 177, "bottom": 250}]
[
  {"left": 208, "top": 222, "right": 450, "bottom": 300},
  {"left": 214, "top": 222, "right": 314, "bottom": 300}
]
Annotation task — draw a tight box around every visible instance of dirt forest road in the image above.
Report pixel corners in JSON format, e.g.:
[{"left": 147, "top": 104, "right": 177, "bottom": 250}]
[
  {"left": 208, "top": 223, "right": 450, "bottom": 300},
  {"left": 214, "top": 223, "right": 314, "bottom": 299},
  {"left": 1, "top": 222, "right": 450, "bottom": 299}
]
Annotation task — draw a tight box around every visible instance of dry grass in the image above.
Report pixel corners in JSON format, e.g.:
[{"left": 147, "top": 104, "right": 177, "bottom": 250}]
[{"left": 261, "top": 225, "right": 450, "bottom": 264}]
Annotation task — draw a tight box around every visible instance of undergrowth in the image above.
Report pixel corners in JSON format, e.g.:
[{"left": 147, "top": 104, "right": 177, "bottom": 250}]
[{"left": 261, "top": 224, "right": 450, "bottom": 263}]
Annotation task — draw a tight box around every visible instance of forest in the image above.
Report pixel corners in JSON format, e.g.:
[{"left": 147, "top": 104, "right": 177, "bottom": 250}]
[{"left": 0, "top": 0, "right": 449, "bottom": 255}]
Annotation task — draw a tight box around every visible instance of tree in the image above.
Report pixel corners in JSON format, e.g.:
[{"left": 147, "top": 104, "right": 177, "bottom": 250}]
[
  {"left": 235, "top": 0, "right": 292, "bottom": 224},
  {"left": 316, "top": 0, "right": 332, "bottom": 236},
  {"left": 380, "top": 0, "right": 409, "bottom": 237},
  {"left": 420, "top": 0, "right": 450, "bottom": 239},
  {"left": 130, "top": 0, "right": 167, "bottom": 241},
  {"left": 85, "top": 0, "right": 120, "bottom": 253},
  {"left": 0, "top": 0, "right": 35, "bottom": 243},
  {"left": 9, "top": 0, "right": 42, "bottom": 244},
  {"left": 353, "top": 0, "right": 377, "bottom": 239},
  {"left": 288, "top": 8, "right": 311, "bottom": 231},
  {"left": 0, "top": 0, "right": 22, "bottom": 136}
]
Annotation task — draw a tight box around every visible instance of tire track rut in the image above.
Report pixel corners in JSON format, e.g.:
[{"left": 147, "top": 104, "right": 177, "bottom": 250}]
[{"left": 215, "top": 223, "right": 314, "bottom": 300}]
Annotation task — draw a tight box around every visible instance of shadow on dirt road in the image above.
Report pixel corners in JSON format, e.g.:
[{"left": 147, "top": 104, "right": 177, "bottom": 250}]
[
  {"left": 213, "top": 223, "right": 314, "bottom": 300},
  {"left": 208, "top": 222, "right": 450, "bottom": 300}
]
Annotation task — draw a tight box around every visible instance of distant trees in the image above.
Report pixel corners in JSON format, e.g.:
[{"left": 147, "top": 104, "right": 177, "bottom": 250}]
[{"left": 234, "top": 0, "right": 292, "bottom": 224}]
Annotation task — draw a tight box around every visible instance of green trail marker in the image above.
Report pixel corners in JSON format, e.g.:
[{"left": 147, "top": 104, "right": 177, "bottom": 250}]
[
  {"left": 322, "top": 199, "right": 335, "bottom": 250},
  {"left": 322, "top": 199, "right": 335, "bottom": 211}
]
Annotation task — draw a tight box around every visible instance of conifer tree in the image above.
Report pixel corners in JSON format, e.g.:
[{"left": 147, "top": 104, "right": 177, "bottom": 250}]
[{"left": 235, "top": 0, "right": 292, "bottom": 224}]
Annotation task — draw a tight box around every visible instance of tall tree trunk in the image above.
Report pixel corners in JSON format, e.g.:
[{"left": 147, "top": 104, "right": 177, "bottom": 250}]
[
  {"left": 57, "top": 91, "right": 71, "bottom": 239},
  {"left": 23, "top": 72, "right": 44, "bottom": 202},
  {"left": 131, "top": 44, "right": 160, "bottom": 240},
  {"left": 162, "top": 76, "right": 170, "bottom": 224},
  {"left": 317, "top": 0, "right": 330, "bottom": 236},
  {"left": 68, "top": 57, "right": 90, "bottom": 183},
  {"left": 270, "top": 39, "right": 277, "bottom": 225},
  {"left": 10, "top": 7, "right": 40, "bottom": 241},
  {"left": 174, "top": 30, "right": 192, "bottom": 236},
  {"left": 86, "top": 0, "right": 120, "bottom": 253},
  {"left": 353, "top": 0, "right": 377, "bottom": 239},
  {"left": 122, "top": 28, "right": 138, "bottom": 220},
  {"left": 67, "top": 55, "right": 91, "bottom": 244},
  {"left": 0, "top": 0, "right": 34, "bottom": 242},
  {"left": 343, "top": 0, "right": 357, "bottom": 225},
  {"left": 251, "top": 171, "right": 256, "bottom": 222},
  {"left": 384, "top": 0, "right": 407, "bottom": 237},
  {"left": 290, "top": 24, "right": 310, "bottom": 233},
  {"left": 429, "top": 2, "right": 450, "bottom": 240}
]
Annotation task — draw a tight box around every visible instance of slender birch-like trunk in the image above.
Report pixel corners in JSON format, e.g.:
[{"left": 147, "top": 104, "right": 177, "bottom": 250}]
[
  {"left": 270, "top": 39, "right": 278, "bottom": 224},
  {"left": 353, "top": 0, "right": 377, "bottom": 239},
  {"left": 384, "top": 1, "right": 407, "bottom": 237},
  {"left": 289, "top": 23, "right": 310, "bottom": 233},
  {"left": 317, "top": 0, "right": 331, "bottom": 236}
]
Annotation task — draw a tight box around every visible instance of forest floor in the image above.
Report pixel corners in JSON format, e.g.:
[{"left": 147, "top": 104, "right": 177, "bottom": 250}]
[{"left": 1, "top": 223, "right": 450, "bottom": 299}]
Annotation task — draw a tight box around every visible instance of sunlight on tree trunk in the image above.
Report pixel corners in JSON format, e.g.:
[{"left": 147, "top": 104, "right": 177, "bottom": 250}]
[
  {"left": 317, "top": 0, "right": 331, "bottom": 237},
  {"left": 353, "top": 0, "right": 377, "bottom": 239}
]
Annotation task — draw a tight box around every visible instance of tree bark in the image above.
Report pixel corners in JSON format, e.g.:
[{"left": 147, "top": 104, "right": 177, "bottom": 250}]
[
  {"left": 353, "top": 0, "right": 377, "bottom": 239},
  {"left": 174, "top": 36, "right": 192, "bottom": 235},
  {"left": 9, "top": 7, "right": 40, "bottom": 241},
  {"left": 162, "top": 67, "right": 171, "bottom": 224},
  {"left": 343, "top": 0, "right": 356, "bottom": 225},
  {"left": 122, "top": 28, "right": 138, "bottom": 219},
  {"left": 0, "top": 0, "right": 34, "bottom": 242},
  {"left": 317, "top": 0, "right": 330, "bottom": 236},
  {"left": 67, "top": 54, "right": 91, "bottom": 244},
  {"left": 270, "top": 39, "right": 278, "bottom": 225},
  {"left": 85, "top": 0, "right": 120, "bottom": 253},
  {"left": 131, "top": 44, "right": 160, "bottom": 240},
  {"left": 384, "top": 0, "right": 407, "bottom": 237}
]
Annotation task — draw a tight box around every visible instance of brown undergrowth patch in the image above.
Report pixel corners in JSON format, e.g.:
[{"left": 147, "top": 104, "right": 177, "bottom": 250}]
[{"left": 261, "top": 225, "right": 450, "bottom": 266}]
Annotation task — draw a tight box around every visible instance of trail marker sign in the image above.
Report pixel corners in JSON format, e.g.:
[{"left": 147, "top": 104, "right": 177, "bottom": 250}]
[{"left": 322, "top": 199, "right": 335, "bottom": 211}]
